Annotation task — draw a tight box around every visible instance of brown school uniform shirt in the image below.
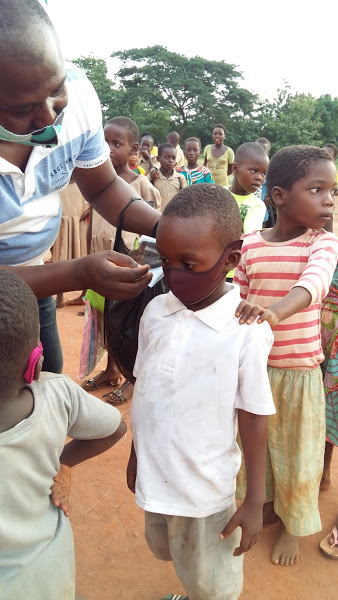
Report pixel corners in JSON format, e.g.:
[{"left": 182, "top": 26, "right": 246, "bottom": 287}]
[
  {"left": 138, "top": 156, "right": 160, "bottom": 175},
  {"left": 148, "top": 169, "right": 187, "bottom": 211},
  {"left": 175, "top": 145, "right": 185, "bottom": 168}
]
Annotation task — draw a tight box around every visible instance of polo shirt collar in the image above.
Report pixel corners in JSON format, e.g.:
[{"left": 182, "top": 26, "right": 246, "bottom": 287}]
[{"left": 163, "top": 283, "right": 241, "bottom": 331}]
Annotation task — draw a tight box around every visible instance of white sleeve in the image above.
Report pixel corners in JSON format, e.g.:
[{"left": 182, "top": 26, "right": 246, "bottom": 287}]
[{"left": 235, "top": 322, "right": 276, "bottom": 415}]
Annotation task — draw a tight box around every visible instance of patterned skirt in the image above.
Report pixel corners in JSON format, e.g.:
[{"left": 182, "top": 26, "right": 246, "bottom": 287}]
[{"left": 321, "top": 276, "right": 338, "bottom": 446}]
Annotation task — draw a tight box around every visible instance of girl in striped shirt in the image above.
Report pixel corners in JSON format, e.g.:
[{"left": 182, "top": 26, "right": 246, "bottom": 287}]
[{"left": 234, "top": 146, "right": 338, "bottom": 567}]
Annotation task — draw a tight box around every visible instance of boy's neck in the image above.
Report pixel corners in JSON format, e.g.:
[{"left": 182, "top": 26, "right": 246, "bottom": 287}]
[
  {"left": 0, "top": 387, "right": 34, "bottom": 433},
  {"left": 186, "top": 281, "right": 228, "bottom": 312},
  {"left": 160, "top": 166, "right": 174, "bottom": 179},
  {"left": 230, "top": 178, "right": 250, "bottom": 196},
  {"left": 261, "top": 218, "right": 309, "bottom": 243},
  {"left": 187, "top": 162, "right": 198, "bottom": 170},
  {"left": 115, "top": 163, "right": 138, "bottom": 184}
]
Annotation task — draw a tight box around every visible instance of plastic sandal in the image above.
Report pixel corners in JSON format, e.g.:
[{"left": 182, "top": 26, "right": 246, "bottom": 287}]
[{"left": 319, "top": 525, "right": 338, "bottom": 559}]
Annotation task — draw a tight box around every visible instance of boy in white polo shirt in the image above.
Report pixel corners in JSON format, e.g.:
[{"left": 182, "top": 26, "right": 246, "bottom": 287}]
[{"left": 127, "top": 184, "right": 275, "bottom": 600}]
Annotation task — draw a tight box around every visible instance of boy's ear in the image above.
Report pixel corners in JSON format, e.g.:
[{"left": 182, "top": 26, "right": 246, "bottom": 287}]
[
  {"left": 131, "top": 142, "right": 139, "bottom": 154},
  {"left": 271, "top": 186, "right": 286, "bottom": 208},
  {"left": 232, "top": 162, "right": 238, "bottom": 175},
  {"left": 223, "top": 249, "right": 242, "bottom": 273}
]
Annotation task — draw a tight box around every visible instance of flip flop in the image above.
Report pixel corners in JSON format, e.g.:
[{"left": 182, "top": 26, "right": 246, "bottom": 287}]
[
  {"left": 81, "top": 372, "right": 122, "bottom": 391},
  {"left": 319, "top": 525, "right": 338, "bottom": 559},
  {"left": 161, "top": 594, "right": 188, "bottom": 600}
]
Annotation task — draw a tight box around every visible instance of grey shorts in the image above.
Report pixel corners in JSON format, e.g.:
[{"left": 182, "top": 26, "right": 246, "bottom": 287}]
[{"left": 145, "top": 502, "right": 243, "bottom": 600}]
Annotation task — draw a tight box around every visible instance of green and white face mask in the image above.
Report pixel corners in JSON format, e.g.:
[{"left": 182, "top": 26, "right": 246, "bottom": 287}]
[{"left": 0, "top": 110, "right": 65, "bottom": 148}]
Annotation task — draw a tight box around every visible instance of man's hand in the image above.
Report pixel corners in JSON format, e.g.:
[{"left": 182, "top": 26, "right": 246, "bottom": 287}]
[
  {"left": 220, "top": 501, "right": 263, "bottom": 556},
  {"left": 235, "top": 300, "right": 280, "bottom": 327},
  {"left": 127, "top": 441, "right": 137, "bottom": 493},
  {"left": 51, "top": 463, "right": 72, "bottom": 517},
  {"left": 77, "top": 251, "right": 152, "bottom": 300}
]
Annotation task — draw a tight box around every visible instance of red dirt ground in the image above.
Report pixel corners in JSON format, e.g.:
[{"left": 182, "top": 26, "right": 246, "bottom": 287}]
[{"left": 57, "top": 294, "right": 337, "bottom": 600}]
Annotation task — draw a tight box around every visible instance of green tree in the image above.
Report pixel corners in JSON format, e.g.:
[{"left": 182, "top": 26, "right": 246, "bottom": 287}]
[
  {"left": 72, "top": 56, "right": 115, "bottom": 116},
  {"left": 111, "top": 46, "right": 257, "bottom": 141},
  {"left": 314, "top": 95, "right": 338, "bottom": 145},
  {"left": 260, "top": 86, "right": 322, "bottom": 152}
]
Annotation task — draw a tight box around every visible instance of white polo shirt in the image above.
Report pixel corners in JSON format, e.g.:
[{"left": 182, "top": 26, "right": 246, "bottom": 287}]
[{"left": 131, "top": 284, "right": 275, "bottom": 518}]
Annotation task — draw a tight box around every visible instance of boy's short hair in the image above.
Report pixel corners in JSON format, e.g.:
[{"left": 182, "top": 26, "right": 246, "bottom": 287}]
[
  {"left": 256, "top": 137, "right": 270, "bottom": 146},
  {"left": 167, "top": 131, "right": 180, "bottom": 142},
  {"left": 214, "top": 123, "right": 227, "bottom": 134},
  {"left": 158, "top": 142, "right": 176, "bottom": 157},
  {"left": 106, "top": 116, "right": 139, "bottom": 144},
  {"left": 184, "top": 137, "right": 201, "bottom": 149},
  {"left": 323, "top": 143, "right": 338, "bottom": 160},
  {"left": 234, "top": 142, "right": 268, "bottom": 164},
  {"left": 162, "top": 184, "right": 242, "bottom": 247},
  {"left": 266, "top": 145, "right": 335, "bottom": 196},
  {"left": 0, "top": 270, "right": 39, "bottom": 393}
]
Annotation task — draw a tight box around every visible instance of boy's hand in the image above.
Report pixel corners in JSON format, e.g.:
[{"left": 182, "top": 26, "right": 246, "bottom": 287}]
[
  {"left": 127, "top": 442, "right": 137, "bottom": 493},
  {"left": 149, "top": 167, "right": 160, "bottom": 180},
  {"left": 51, "top": 463, "right": 72, "bottom": 517},
  {"left": 141, "top": 149, "right": 151, "bottom": 161},
  {"left": 220, "top": 501, "right": 263, "bottom": 556},
  {"left": 235, "top": 300, "right": 280, "bottom": 327}
]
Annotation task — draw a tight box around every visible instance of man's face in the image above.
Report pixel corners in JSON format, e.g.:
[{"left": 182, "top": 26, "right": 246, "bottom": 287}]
[{"left": 0, "top": 39, "right": 67, "bottom": 135}]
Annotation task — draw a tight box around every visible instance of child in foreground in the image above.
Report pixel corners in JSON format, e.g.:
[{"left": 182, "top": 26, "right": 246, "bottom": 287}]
[
  {"left": 149, "top": 142, "right": 187, "bottom": 211},
  {"left": 234, "top": 145, "right": 338, "bottom": 566},
  {"left": 177, "top": 137, "right": 214, "bottom": 185},
  {"left": 127, "top": 184, "right": 275, "bottom": 600},
  {"left": 0, "top": 270, "right": 126, "bottom": 600}
]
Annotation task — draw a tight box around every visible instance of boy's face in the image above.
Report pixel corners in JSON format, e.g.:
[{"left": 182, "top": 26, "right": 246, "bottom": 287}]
[
  {"left": 184, "top": 141, "right": 201, "bottom": 164},
  {"left": 157, "top": 214, "right": 239, "bottom": 311},
  {"left": 159, "top": 147, "right": 177, "bottom": 171},
  {"left": 273, "top": 160, "right": 337, "bottom": 230},
  {"left": 212, "top": 127, "right": 225, "bottom": 145},
  {"left": 233, "top": 153, "right": 269, "bottom": 194},
  {"left": 129, "top": 150, "right": 140, "bottom": 168},
  {"left": 140, "top": 136, "right": 153, "bottom": 157},
  {"left": 104, "top": 123, "right": 136, "bottom": 168}
]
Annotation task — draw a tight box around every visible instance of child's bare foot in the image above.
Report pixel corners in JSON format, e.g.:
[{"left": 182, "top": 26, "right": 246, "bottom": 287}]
[
  {"left": 272, "top": 524, "right": 299, "bottom": 566},
  {"left": 263, "top": 501, "right": 280, "bottom": 526},
  {"left": 66, "top": 292, "right": 85, "bottom": 306}
]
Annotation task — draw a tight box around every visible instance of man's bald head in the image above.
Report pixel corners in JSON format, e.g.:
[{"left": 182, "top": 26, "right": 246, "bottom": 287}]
[{"left": 0, "top": 0, "right": 59, "bottom": 63}]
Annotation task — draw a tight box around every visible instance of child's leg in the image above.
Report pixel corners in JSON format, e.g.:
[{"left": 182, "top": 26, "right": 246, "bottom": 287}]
[
  {"left": 268, "top": 367, "right": 325, "bottom": 565},
  {"left": 320, "top": 440, "right": 334, "bottom": 491},
  {"left": 145, "top": 504, "right": 243, "bottom": 600}
]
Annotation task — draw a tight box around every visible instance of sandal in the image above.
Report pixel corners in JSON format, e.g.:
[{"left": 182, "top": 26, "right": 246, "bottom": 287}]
[
  {"left": 319, "top": 525, "right": 338, "bottom": 559},
  {"left": 81, "top": 372, "right": 122, "bottom": 391},
  {"left": 103, "top": 381, "right": 130, "bottom": 406},
  {"left": 160, "top": 596, "right": 188, "bottom": 600}
]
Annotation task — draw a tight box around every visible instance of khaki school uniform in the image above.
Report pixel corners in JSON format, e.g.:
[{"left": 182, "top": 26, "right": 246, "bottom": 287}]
[
  {"left": 175, "top": 145, "right": 185, "bottom": 168},
  {"left": 138, "top": 156, "right": 160, "bottom": 175},
  {"left": 148, "top": 169, "right": 187, "bottom": 211}
]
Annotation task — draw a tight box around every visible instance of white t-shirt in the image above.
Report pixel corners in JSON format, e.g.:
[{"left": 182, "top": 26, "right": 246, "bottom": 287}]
[
  {"left": 131, "top": 284, "right": 275, "bottom": 518},
  {"left": 0, "top": 373, "right": 121, "bottom": 600}
]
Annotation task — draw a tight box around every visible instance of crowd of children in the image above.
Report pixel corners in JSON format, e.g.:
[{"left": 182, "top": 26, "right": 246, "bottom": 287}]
[{"left": 1, "top": 117, "right": 338, "bottom": 600}]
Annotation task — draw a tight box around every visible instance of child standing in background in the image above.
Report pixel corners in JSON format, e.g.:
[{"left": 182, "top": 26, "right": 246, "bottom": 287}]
[
  {"left": 138, "top": 132, "right": 160, "bottom": 174},
  {"left": 166, "top": 131, "right": 185, "bottom": 167},
  {"left": 204, "top": 124, "right": 234, "bottom": 187},
  {"left": 129, "top": 149, "right": 146, "bottom": 175},
  {"left": 149, "top": 142, "right": 187, "bottom": 211},
  {"left": 0, "top": 269, "right": 126, "bottom": 600},
  {"left": 234, "top": 145, "right": 338, "bottom": 566},
  {"left": 82, "top": 117, "right": 160, "bottom": 394},
  {"left": 177, "top": 137, "right": 214, "bottom": 185}
]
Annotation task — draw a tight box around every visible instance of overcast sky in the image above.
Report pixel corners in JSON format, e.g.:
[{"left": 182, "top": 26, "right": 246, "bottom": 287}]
[{"left": 45, "top": 0, "right": 337, "bottom": 101}]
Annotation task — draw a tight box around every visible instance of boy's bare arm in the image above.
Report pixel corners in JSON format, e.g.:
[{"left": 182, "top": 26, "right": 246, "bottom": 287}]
[
  {"left": 51, "top": 420, "right": 127, "bottom": 516},
  {"left": 220, "top": 410, "right": 267, "bottom": 555},
  {"left": 236, "top": 286, "right": 311, "bottom": 326}
]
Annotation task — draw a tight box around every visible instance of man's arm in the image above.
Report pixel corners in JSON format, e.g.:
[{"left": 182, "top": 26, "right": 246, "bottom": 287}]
[
  {"left": 220, "top": 410, "right": 267, "bottom": 555},
  {"left": 1, "top": 251, "right": 152, "bottom": 299},
  {"left": 72, "top": 160, "right": 160, "bottom": 235}
]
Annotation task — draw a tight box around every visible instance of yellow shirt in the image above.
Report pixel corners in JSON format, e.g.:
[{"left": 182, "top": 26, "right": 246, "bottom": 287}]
[{"left": 204, "top": 145, "right": 234, "bottom": 186}]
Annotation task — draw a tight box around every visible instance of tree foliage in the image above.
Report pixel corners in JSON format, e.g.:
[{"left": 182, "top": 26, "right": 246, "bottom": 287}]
[{"left": 73, "top": 49, "right": 338, "bottom": 155}]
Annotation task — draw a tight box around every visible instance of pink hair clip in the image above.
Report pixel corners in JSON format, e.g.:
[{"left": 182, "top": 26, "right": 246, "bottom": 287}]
[{"left": 24, "top": 341, "right": 43, "bottom": 384}]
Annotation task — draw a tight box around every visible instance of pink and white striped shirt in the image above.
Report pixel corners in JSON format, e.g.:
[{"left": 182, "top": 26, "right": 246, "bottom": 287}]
[{"left": 234, "top": 229, "right": 338, "bottom": 369}]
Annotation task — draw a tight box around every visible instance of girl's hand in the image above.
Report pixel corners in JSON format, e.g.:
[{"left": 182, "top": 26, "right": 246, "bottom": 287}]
[{"left": 235, "top": 301, "right": 280, "bottom": 327}]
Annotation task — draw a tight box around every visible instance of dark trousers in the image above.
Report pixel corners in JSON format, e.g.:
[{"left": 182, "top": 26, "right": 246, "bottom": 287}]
[{"left": 38, "top": 296, "right": 63, "bottom": 373}]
